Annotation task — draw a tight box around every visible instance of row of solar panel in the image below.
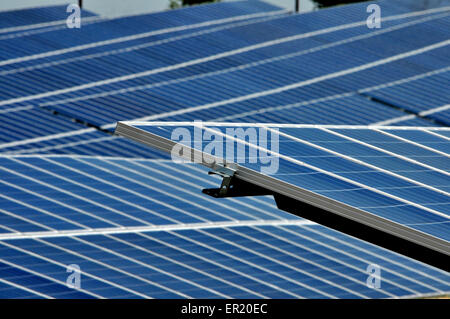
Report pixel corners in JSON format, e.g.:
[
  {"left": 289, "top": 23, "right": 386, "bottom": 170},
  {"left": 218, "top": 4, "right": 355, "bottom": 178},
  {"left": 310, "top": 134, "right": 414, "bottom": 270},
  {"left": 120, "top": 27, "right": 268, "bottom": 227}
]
[
  {"left": 1, "top": 133, "right": 448, "bottom": 299},
  {"left": 1, "top": 1, "right": 449, "bottom": 157},
  {"left": 1, "top": 6, "right": 448, "bottom": 108},
  {"left": 0, "top": 155, "right": 448, "bottom": 299},
  {"left": 1, "top": 222, "right": 448, "bottom": 299}
]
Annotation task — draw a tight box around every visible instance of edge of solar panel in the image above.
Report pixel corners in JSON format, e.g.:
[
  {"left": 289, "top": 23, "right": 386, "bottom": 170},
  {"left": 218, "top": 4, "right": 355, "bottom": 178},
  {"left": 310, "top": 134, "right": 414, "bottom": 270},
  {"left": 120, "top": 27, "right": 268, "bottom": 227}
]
[{"left": 114, "top": 121, "right": 450, "bottom": 264}]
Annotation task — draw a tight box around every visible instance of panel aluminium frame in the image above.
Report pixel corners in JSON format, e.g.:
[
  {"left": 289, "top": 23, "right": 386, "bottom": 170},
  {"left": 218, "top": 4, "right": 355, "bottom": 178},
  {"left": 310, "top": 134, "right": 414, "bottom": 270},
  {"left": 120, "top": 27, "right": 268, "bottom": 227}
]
[{"left": 114, "top": 121, "right": 450, "bottom": 270}]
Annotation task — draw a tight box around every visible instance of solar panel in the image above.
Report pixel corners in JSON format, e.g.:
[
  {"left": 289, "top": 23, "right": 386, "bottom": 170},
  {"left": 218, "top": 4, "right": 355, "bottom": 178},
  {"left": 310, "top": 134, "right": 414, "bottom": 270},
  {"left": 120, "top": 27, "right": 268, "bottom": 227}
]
[
  {"left": 0, "top": 155, "right": 448, "bottom": 298},
  {"left": 115, "top": 122, "right": 450, "bottom": 269}
]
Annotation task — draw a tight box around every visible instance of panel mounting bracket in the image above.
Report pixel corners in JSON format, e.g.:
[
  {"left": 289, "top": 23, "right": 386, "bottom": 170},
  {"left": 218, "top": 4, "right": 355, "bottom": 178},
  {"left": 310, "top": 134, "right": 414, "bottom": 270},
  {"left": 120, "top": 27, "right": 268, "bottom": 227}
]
[{"left": 202, "top": 164, "right": 273, "bottom": 198}]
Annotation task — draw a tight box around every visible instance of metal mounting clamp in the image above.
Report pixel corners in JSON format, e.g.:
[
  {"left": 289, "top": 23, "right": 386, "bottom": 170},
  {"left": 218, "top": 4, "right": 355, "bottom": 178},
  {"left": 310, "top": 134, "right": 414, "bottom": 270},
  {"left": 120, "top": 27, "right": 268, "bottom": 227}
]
[{"left": 202, "top": 164, "right": 273, "bottom": 198}]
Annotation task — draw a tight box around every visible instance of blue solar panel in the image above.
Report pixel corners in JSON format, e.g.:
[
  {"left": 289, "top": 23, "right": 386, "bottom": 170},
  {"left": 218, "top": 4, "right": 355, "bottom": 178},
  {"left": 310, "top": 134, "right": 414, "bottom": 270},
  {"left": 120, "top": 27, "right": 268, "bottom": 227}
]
[
  {"left": 0, "top": 2, "right": 286, "bottom": 76},
  {"left": 28, "top": 20, "right": 449, "bottom": 126},
  {"left": 116, "top": 122, "right": 450, "bottom": 253}
]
